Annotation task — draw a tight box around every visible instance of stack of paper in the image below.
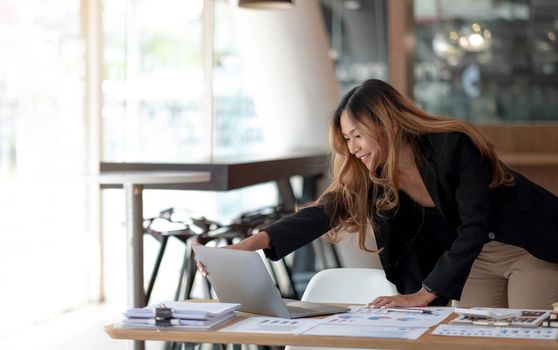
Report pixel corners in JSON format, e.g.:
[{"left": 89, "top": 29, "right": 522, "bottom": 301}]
[{"left": 122, "top": 301, "right": 241, "bottom": 330}]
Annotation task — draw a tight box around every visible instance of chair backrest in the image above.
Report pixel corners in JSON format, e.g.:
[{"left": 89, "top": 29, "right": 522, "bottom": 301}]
[
  {"left": 301, "top": 268, "right": 397, "bottom": 304},
  {"left": 286, "top": 268, "right": 396, "bottom": 350}
]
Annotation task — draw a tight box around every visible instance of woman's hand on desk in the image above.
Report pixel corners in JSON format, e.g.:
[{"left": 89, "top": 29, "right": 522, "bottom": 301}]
[
  {"left": 195, "top": 231, "right": 271, "bottom": 277},
  {"left": 367, "top": 288, "right": 437, "bottom": 308}
]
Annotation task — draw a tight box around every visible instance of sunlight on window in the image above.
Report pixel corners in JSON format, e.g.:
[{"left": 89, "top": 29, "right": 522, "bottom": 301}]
[
  {"left": 103, "top": 0, "right": 208, "bottom": 163},
  {"left": 101, "top": 0, "right": 279, "bottom": 305},
  {"left": 213, "top": 0, "right": 264, "bottom": 157},
  {"left": 0, "top": 0, "right": 92, "bottom": 336}
]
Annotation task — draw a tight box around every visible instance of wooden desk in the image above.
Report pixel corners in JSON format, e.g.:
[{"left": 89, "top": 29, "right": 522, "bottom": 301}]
[{"left": 104, "top": 311, "right": 558, "bottom": 350}]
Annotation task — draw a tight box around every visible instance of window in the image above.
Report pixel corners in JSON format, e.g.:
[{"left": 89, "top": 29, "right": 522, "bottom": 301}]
[
  {"left": 0, "top": 0, "right": 92, "bottom": 334},
  {"left": 213, "top": 0, "right": 263, "bottom": 157},
  {"left": 101, "top": 0, "right": 279, "bottom": 303},
  {"left": 103, "top": 0, "right": 209, "bottom": 162}
]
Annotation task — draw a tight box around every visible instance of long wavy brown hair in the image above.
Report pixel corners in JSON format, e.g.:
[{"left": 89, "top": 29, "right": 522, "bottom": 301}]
[{"left": 315, "top": 79, "right": 514, "bottom": 252}]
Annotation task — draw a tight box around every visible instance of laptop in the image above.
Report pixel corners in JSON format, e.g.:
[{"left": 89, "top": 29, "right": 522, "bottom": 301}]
[{"left": 192, "top": 245, "right": 349, "bottom": 319}]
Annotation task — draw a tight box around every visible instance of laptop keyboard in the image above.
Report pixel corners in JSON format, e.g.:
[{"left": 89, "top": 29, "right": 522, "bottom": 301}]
[
  {"left": 287, "top": 305, "right": 313, "bottom": 312},
  {"left": 286, "top": 304, "right": 323, "bottom": 317},
  {"left": 285, "top": 300, "right": 349, "bottom": 318}
]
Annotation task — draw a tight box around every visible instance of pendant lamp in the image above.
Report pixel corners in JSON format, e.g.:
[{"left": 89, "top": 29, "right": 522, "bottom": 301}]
[{"left": 238, "top": 0, "right": 294, "bottom": 10}]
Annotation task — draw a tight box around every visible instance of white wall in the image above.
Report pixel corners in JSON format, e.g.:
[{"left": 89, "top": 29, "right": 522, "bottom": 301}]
[
  {"left": 233, "top": 0, "right": 341, "bottom": 152},
  {"left": 230, "top": 1, "right": 386, "bottom": 273}
]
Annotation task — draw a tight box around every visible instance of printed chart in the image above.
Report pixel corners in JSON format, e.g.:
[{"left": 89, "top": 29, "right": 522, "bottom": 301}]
[
  {"left": 433, "top": 324, "right": 558, "bottom": 340},
  {"left": 301, "top": 323, "right": 429, "bottom": 340},
  {"left": 220, "top": 317, "right": 319, "bottom": 334},
  {"left": 322, "top": 306, "right": 454, "bottom": 328}
]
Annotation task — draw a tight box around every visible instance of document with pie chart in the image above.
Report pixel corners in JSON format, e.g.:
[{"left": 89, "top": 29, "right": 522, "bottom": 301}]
[{"left": 320, "top": 306, "right": 454, "bottom": 328}]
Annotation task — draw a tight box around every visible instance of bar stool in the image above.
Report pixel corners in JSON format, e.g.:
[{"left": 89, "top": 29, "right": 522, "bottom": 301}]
[
  {"left": 238, "top": 205, "right": 302, "bottom": 299},
  {"left": 145, "top": 205, "right": 311, "bottom": 302},
  {"left": 193, "top": 205, "right": 301, "bottom": 300},
  {"left": 142, "top": 212, "right": 201, "bottom": 304}
]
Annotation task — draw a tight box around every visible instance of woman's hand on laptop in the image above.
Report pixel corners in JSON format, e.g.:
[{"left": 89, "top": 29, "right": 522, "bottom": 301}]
[
  {"left": 192, "top": 242, "right": 209, "bottom": 277},
  {"left": 195, "top": 231, "right": 271, "bottom": 277}
]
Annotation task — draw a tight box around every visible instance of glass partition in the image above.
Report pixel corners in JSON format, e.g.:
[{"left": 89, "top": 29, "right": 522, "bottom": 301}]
[
  {"left": 320, "top": 0, "right": 388, "bottom": 93},
  {"left": 414, "top": 0, "right": 558, "bottom": 121}
]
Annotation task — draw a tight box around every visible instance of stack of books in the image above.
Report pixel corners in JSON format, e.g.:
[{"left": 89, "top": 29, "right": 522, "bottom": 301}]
[
  {"left": 122, "top": 301, "right": 241, "bottom": 330},
  {"left": 542, "top": 302, "right": 558, "bottom": 328}
]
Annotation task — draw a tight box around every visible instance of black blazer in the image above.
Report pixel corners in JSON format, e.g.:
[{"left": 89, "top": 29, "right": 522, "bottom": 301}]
[{"left": 263, "top": 132, "right": 558, "bottom": 301}]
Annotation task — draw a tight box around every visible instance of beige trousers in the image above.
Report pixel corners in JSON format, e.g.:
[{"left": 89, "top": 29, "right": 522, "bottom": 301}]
[{"left": 454, "top": 241, "right": 558, "bottom": 309}]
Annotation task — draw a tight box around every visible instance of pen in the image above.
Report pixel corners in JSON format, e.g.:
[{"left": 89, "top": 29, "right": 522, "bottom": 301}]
[{"left": 385, "top": 308, "right": 432, "bottom": 315}]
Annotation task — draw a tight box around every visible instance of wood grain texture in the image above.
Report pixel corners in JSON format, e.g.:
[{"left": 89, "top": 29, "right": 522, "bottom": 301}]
[
  {"left": 104, "top": 312, "right": 558, "bottom": 350},
  {"left": 477, "top": 124, "right": 558, "bottom": 195}
]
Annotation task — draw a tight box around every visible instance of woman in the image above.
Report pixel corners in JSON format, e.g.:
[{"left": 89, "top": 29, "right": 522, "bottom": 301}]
[{"left": 205, "top": 79, "right": 558, "bottom": 309}]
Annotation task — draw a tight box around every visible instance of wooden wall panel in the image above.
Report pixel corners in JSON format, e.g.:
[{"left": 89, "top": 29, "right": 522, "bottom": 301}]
[
  {"left": 388, "top": 0, "right": 414, "bottom": 98},
  {"left": 476, "top": 124, "right": 558, "bottom": 195},
  {"left": 477, "top": 124, "right": 558, "bottom": 153}
]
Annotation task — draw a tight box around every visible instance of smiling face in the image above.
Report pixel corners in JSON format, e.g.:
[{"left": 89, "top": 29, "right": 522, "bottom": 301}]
[{"left": 340, "top": 110, "right": 382, "bottom": 170}]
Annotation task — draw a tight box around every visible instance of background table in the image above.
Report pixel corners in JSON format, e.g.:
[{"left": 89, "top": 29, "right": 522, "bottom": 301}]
[
  {"left": 100, "top": 152, "right": 329, "bottom": 350},
  {"left": 101, "top": 151, "right": 329, "bottom": 211},
  {"left": 99, "top": 171, "right": 211, "bottom": 310}
]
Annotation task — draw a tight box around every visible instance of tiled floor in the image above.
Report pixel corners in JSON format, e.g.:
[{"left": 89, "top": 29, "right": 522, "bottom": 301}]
[
  {"left": 0, "top": 302, "right": 256, "bottom": 350},
  {"left": 0, "top": 302, "right": 164, "bottom": 350}
]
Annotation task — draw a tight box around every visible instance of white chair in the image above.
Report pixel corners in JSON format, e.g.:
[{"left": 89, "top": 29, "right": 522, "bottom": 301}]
[{"left": 286, "top": 268, "right": 398, "bottom": 350}]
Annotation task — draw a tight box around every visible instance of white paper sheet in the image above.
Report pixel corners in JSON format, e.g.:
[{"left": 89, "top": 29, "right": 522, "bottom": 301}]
[
  {"left": 219, "top": 317, "right": 321, "bottom": 334},
  {"left": 432, "top": 324, "right": 558, "bottom": 340},
  {"left": 301, "top": 323, "right": 429, "bottom": 340},
  {"left": 320, "top": 306, "right": 453, "bottom": 328},
  {"left": 124, "top": 301, "right": 241, "bottom": 319},
  {"left": 121, "top": 312, "right": 237, "bottom": 329}
]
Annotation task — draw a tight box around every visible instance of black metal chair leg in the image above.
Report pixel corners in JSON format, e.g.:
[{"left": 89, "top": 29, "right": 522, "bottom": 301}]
[
  {"left": 183, "top": 247, "right": 198, "bottom": 299},
  {"left": 203, "top": 277, "right": 212, "bottom": 298},
  {"left": 279, "top": 258, "right": 299, "bottom": 299},
  {"left": 175, "top": 243, "right": 192, "bottom": 300},
  {"left": 146, "top": 236, "right": 169, "bottom": 303},
  {"left": 265, "top": 259, "right": 282, "bottom": 291}
]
